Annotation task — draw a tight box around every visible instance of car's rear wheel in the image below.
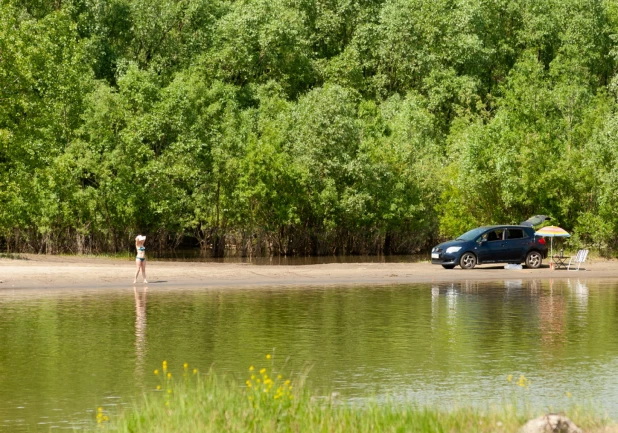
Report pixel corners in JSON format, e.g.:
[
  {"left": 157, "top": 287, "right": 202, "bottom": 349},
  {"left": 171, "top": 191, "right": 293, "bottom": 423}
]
[
  {"left": 442, "top": 264, "right": 455, "bottom": 269},
  {"left": 459, "top": 252, "right": 477, "bottom": 269},
  {"left": 525, "top": 251, "right": 542, "bottom": 268}
]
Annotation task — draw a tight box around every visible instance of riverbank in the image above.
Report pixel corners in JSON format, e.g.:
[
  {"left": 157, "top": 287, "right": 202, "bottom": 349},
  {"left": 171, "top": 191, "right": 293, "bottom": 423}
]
[
  {"left": 89, "top": 362, "right": 616, "bottom": 433},
  {"left": 1, "top": 254, "right": 617, "bottom": 290}
]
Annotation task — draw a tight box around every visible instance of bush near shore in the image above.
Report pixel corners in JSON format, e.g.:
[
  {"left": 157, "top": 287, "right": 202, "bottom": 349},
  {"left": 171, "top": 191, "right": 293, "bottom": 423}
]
[
  {"left": 90, "top": 360, "right": 616, "bottom": 433},
  {"left": 3, "top": 0, "right": 618, "bottom": 257}
]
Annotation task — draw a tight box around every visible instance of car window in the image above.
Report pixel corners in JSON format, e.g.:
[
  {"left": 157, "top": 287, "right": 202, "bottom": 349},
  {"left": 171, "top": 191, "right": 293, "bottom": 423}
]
[
  {"left": 506, "top": 229, "right": 526, "bottom": 239},
  {"left": 480, "top": 229, "right": 504, "bottom": 242},
  {"left": 457, "top": 227, "right": 486, "bottom": 241}
]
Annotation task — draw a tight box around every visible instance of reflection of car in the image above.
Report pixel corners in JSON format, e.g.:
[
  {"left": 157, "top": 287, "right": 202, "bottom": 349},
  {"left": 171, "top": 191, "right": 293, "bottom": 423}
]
[{"left": 431, "top": 225, "right": 548, "bottom": 270}]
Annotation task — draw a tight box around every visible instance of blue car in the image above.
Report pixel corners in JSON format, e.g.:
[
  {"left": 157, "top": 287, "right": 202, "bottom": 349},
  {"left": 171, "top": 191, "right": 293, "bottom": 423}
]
[{"left": 431, "top": 225, "right": 548, "bottom": 269}]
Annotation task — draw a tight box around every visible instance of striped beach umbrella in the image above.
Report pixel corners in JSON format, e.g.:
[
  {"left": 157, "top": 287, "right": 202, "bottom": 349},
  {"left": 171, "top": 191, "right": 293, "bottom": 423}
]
[{"left": 535, "top": 226, "right": 570, "bottom": 262}]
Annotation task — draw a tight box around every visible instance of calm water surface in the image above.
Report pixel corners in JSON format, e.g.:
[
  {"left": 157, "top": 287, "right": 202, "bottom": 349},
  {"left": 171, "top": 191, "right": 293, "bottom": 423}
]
[
  {"left": 1, "top": 278, "right": 617, "bottom": 431},
  {"left": 149, "top": 252, "right": 427, "bottom": 264}
]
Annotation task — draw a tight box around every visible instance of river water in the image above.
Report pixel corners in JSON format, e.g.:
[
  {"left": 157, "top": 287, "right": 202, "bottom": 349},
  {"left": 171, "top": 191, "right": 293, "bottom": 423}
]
[{"left": 0, "top": 278, "right": 617, "bottom": 431}]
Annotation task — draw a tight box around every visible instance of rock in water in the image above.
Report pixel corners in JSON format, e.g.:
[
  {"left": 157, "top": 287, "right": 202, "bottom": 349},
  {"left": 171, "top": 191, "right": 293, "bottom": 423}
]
[{"left": 519, "top": 414, "right": 582, "bottom": 433}]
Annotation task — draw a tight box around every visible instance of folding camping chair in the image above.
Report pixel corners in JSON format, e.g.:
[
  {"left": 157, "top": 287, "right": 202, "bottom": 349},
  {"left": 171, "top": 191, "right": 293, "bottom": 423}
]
[{"left": 567, "top": 249, "right": 589, "bottom": 271}]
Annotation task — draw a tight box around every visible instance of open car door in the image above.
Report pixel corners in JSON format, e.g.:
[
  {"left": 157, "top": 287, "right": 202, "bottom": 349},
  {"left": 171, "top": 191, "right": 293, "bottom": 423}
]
[{"left": 520, "top": 215, "right": 551, "bottom": 227}]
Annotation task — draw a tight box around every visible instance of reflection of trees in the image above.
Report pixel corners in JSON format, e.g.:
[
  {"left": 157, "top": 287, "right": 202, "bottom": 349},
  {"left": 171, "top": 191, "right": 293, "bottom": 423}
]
[{"left": 134, "top": 286, "right": 148, "bottom": 388}]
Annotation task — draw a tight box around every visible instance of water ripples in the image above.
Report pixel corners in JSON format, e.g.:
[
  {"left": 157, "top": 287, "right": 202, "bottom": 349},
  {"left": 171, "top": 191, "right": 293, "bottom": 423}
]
[{"left": 1, "top": 279, "right": 618, "bottom": 430}]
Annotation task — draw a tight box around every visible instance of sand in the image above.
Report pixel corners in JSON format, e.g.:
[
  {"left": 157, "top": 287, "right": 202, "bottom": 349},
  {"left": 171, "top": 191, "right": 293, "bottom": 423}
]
[{"left": 0, "top": 254, "right": 616, "bottom": 291}]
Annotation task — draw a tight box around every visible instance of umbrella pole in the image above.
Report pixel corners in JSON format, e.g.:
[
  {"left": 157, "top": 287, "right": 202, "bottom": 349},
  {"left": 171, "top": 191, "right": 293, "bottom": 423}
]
[{"left": 550, "top": 238, "right": 553, "bottom": 264}]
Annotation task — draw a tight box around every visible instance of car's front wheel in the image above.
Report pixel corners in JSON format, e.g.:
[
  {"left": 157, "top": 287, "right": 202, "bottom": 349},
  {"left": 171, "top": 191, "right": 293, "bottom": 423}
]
[
  {"left": 525, "top": 251, "right": 542, "bottom": 268},
  {"left": 442, "top": 264, "right": 455, "bottom": 269},
  {"left": 459, "top": 252, "right": 477, "bottom": 269}
]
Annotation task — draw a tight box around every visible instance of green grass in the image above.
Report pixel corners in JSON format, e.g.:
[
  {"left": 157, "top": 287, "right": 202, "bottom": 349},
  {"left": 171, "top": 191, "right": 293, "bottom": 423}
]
[
  {"left": 89, "top": 362, "right": 617, "bottom": 433},
  {"left": 0, "top": 251, "right": 135, "bottom": 260},
  {"left": 58, "top": 251, "right": 134, "bottom": 259},
  {"left": 0, "top": 253, "right": 26, "bottom": 260}
]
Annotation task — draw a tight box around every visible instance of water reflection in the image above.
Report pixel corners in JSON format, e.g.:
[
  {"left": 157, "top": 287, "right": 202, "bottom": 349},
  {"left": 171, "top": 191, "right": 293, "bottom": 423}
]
[
  {"left": 149, "top": 251, "right": 426, "bottom": 265},
  {"left": 0, "top": 278, "right": 616, "bottom": 432},
  {"left": 569, "top": 279, "right": 589, "bottom": 309},
  {"left": 428, "top": 279, "right": 593, "bottom": 366},
  {"left": 429, "top": 278, "right": 588, "bottom": 304},
  {"left": 134, "top": 286, "right": 148, "bottom": 389},
  {"left": 539, "top": 279, "right": 568, "bottom": 353}
]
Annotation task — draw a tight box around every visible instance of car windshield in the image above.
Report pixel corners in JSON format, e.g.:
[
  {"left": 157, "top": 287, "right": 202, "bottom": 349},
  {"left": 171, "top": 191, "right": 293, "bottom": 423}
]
[{"left": 456, "top": 228, "right": 487, "bottom": 242}]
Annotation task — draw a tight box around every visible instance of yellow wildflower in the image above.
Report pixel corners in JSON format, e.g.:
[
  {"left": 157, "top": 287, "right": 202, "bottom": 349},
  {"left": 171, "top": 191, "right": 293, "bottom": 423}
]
[
  {"left": 260, "top": 368, "right": 266, "bottom": 375},
  {"left": 154, "top": 369, "right": 159, "bottom": 375},
  {"left": 167, "top": 372, "right": 172, "bottom": 379},
  {"left": 507, "top": 374, "right": 513, "bottom": 382},
  {"left": 96, "top": 407, "right": 108, "bottom": 424},
  {"left": 183, "top": 363, "right": 189, "bottom": 369},
  {"left": 517, "top": 375, "right": 529, "bottom": 387},
  {"left": 266, "top": 354, "right": 272, "bottom": 360},
  {"left": 249, "top": 366, "right": 254, "bottom": 372}
]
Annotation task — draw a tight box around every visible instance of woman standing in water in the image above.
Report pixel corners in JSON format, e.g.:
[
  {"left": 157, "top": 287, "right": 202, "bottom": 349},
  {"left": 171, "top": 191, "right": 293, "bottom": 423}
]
[{"left": 134, "top": 235, "right": 148, "bottom": 284}]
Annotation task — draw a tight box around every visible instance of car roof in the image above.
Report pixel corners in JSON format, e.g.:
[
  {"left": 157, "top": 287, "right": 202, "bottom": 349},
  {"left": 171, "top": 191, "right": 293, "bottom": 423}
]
[{"left": 478, "top": 225, "right": 532, "bottom": 229}]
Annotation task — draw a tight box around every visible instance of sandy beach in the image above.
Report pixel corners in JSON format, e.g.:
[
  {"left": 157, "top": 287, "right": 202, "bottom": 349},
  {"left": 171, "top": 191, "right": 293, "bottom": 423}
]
[{"left": 0, "top": 254, "right": 617, "bottom": 290}]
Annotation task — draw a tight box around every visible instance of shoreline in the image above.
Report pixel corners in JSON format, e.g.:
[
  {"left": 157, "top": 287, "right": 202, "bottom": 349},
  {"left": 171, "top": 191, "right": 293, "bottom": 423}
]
[{"left": 1, "top": 254, "right": 617, "bottom": 291}]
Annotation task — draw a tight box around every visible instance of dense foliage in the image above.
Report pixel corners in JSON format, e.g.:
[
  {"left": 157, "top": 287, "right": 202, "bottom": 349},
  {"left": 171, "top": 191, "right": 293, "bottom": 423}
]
[{"left": 1, "top": 0, "right": 618, "bottom": 255}]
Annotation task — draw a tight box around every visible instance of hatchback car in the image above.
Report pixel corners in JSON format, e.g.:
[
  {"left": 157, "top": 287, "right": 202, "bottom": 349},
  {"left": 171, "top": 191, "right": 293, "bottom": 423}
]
[{"left": 431, "top": 225, "right": 548, "bottom": 269}]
